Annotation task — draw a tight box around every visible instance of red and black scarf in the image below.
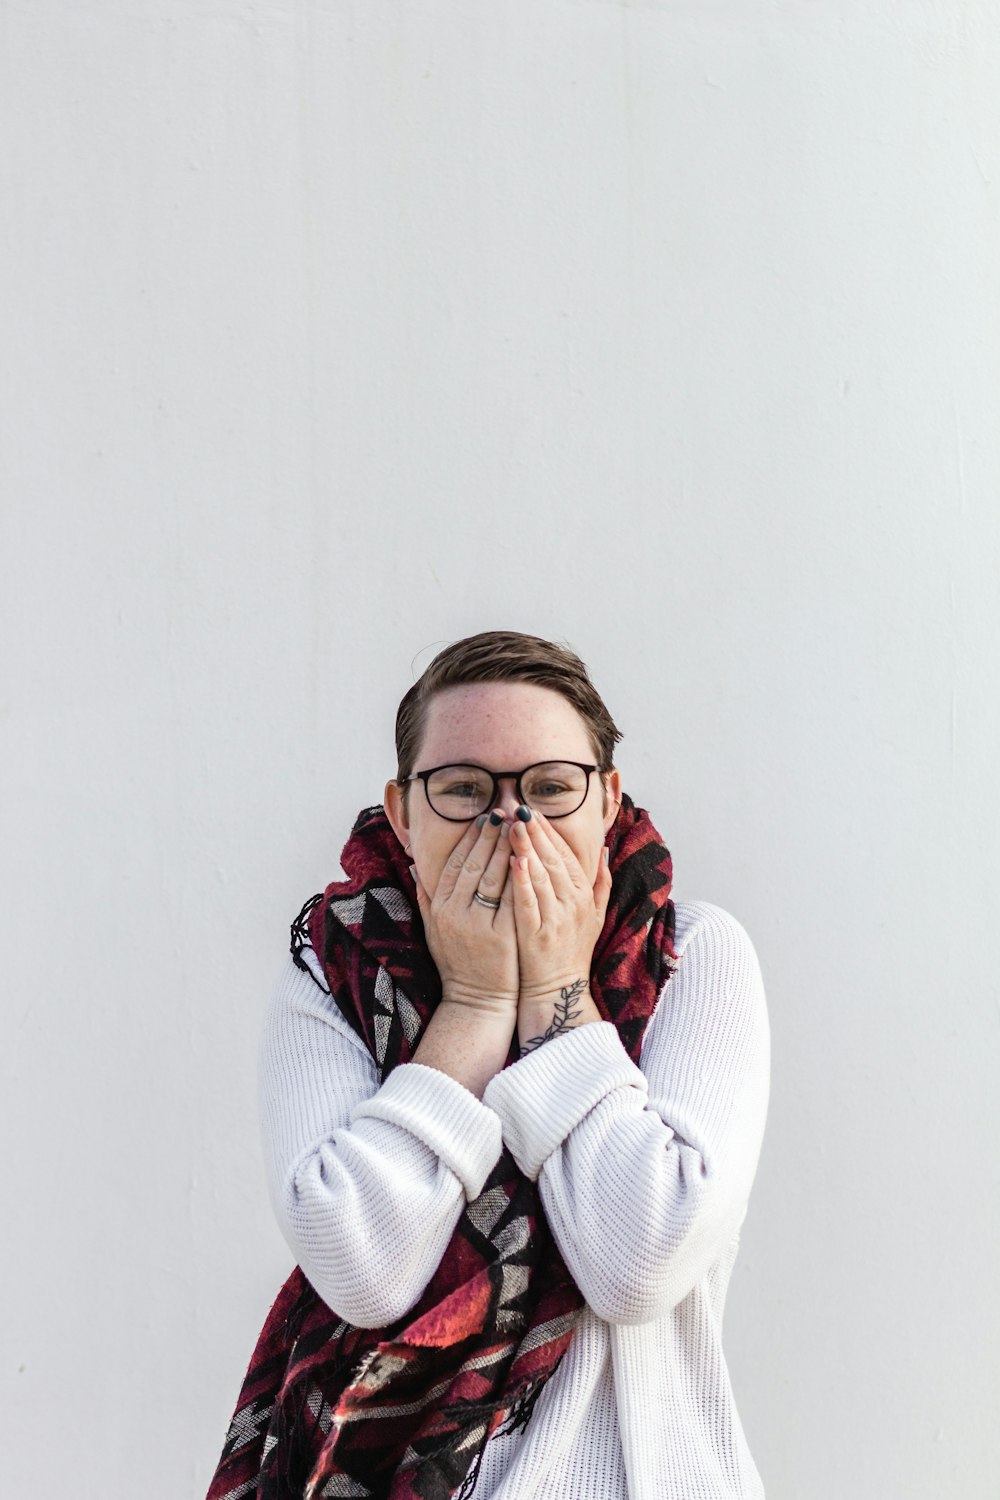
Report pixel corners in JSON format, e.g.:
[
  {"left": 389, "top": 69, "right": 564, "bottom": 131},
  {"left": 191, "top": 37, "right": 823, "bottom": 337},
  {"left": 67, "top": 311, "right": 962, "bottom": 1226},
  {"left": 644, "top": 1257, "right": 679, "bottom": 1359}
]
[{"left": 206, "top": 791, "right": 679, "bottom": 1500}]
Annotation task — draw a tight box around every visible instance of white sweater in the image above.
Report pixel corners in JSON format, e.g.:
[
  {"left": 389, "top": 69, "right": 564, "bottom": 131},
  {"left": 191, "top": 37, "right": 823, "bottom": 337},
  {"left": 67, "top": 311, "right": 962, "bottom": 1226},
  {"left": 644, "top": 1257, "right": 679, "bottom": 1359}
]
[{"left": 259, "top": 899, "right": 770, "bottom": 1499}]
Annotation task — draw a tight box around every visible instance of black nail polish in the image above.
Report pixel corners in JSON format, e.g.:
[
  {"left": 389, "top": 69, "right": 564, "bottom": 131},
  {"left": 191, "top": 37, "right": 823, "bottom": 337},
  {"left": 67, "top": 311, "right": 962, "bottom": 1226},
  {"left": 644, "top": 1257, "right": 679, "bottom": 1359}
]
[
  {"left": 489, "top": 810, "right": 504, "bottom": 826},
  {"left": 516, "top": 805, "right": 532, "bottom": 822},
  {"left": 476, "top": 814, "right": 486, "bottom": 828}
]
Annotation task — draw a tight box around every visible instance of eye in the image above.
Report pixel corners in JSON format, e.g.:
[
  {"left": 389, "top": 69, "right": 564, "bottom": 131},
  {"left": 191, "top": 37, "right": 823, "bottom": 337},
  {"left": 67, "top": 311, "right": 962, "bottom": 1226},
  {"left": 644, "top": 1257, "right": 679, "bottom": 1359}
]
[{"left": 426, "top": 768, "right": 493, "bottom": 803}]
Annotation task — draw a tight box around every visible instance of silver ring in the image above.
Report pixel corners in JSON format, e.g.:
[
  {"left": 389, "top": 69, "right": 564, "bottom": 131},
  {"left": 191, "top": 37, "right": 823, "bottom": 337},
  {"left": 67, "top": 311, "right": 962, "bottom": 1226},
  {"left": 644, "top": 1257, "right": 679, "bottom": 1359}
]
[{"left": 473, "top": 890, "right": 502, "bottom": 910}]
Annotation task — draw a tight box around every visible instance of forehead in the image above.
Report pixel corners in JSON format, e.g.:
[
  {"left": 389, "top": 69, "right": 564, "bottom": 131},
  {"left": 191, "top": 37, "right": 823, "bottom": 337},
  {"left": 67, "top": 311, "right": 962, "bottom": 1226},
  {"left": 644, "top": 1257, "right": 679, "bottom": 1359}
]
[{"left": 418, "top": 682, "right": 594, "bottom": 766}]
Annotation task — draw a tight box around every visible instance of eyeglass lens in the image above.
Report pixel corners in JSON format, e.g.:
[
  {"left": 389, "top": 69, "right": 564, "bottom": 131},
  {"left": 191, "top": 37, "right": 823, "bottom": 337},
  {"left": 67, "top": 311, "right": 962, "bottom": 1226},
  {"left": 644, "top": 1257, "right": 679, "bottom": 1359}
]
[{"left": 426, "top": 762, "right": 589, "bottom": 820}]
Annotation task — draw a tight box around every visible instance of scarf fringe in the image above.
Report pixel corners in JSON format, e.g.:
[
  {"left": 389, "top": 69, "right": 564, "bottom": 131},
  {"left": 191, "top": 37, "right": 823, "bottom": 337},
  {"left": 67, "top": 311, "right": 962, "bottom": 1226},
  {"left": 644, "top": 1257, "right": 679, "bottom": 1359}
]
[
  {"left": 453, "top": 1373, "right": 550, "bottom": 1500},
  {"left": 290, "top": 891, "right": 326, "bottom": 985}
]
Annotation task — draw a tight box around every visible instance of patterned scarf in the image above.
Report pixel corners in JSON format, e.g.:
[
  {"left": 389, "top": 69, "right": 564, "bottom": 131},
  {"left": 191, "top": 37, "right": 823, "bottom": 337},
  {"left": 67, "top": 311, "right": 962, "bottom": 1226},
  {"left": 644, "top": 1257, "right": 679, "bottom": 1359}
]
[{"left": 206, "top": 791, "right": 679, "bottom": 1500}]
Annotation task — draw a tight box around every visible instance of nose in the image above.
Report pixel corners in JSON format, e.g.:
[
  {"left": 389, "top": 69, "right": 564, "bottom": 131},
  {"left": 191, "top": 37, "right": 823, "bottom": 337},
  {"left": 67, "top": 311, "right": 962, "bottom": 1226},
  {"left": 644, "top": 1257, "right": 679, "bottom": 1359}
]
[{"left": 491, "top": 775, "right": 522, "bottom": 820}]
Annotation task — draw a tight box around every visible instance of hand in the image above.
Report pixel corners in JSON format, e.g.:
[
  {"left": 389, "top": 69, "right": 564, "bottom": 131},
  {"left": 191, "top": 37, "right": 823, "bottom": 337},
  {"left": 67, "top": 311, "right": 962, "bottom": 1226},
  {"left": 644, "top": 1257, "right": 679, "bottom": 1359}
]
[
  {"left": 411, "top": 815, "right": 519, "bottom": 1016},
  {"left": 507, "top": 809, "right": 612, "bottom": 1005}
]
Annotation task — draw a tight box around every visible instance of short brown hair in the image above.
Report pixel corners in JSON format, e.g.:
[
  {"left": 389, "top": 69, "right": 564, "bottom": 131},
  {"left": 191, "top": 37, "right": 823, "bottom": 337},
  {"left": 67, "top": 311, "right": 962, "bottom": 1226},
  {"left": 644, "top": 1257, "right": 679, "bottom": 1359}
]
[{"left": 395, "top": 630, "right": 622, "bottom": 817}]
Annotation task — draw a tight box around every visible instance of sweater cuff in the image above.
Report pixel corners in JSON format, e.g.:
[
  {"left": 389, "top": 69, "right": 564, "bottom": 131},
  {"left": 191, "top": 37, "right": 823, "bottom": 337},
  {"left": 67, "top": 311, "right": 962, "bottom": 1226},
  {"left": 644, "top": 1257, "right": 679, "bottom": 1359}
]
[
  {"left": 350, "top": 1062, "right": 504, "bottom": 1202},
  {"left": 481, "top": 1021, "right": 648, "bottom": 1182}
]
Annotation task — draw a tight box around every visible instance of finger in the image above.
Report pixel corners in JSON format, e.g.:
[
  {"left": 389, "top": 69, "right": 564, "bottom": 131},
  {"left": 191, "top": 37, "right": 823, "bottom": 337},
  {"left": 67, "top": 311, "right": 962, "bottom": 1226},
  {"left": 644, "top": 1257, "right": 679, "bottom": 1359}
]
[
  {"left": 508, "top": 810, "right": 576, "bottom": 902},
  {"left": 450, "top": 813, "right": 507, "bottom": 905},
  {"left": 509, "top": 849, "right": 542, "bottom": 933},
  {"left": 523, "top": 810, "right": 588, "bottom": 890},
  {"left": 517, "top": 835, "right": 563, "bottom": 924},
  {"left": 409, "top": 864, "right": 429, "bottom": 923},
  {"left": 432, "top": 817, "right": 491, "bottom": 903},
  {"left": 593, "top": 848, "right": 613, "bottom": 921},
  {"left": 475, "top": 818, "right": 512, "bottom": 903},
  {"left": 495, "top": 852, "right": 517, "bottom": 931},
  {"left": 498, "top": 856, "right": 516, "bottom": 908}
]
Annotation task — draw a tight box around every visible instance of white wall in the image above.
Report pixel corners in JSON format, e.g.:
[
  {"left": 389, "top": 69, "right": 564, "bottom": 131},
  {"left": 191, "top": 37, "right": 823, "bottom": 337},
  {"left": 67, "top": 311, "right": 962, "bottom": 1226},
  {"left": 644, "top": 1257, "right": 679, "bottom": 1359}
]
[{"left": 2, "top": 3, "right": 997, "bottom": 1495}]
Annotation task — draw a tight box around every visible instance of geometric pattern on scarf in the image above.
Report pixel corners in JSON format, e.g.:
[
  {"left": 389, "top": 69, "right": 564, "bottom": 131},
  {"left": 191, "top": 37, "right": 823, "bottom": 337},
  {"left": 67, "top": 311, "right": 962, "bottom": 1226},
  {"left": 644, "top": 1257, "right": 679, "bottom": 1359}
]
[{"left": 206, "top": 791, "right": 679, "bottom": 1500}]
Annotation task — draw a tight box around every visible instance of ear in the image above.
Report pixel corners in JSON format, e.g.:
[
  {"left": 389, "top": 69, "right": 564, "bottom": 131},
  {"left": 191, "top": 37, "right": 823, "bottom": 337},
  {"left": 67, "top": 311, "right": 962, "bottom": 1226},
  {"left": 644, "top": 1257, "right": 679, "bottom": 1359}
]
[
  {"left": 383, "top": 779, "right": 411, "bottom": 850},
  {"left": 601, "top": 768, "right": 622, "bottom": 835}
]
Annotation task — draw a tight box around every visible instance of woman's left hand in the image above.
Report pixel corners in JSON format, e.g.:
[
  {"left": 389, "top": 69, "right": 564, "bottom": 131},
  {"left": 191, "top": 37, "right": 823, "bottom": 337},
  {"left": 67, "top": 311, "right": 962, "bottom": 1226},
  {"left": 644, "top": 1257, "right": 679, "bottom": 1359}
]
[{"left": 507, "top": 809, "right": 613, "bottom": 1004}]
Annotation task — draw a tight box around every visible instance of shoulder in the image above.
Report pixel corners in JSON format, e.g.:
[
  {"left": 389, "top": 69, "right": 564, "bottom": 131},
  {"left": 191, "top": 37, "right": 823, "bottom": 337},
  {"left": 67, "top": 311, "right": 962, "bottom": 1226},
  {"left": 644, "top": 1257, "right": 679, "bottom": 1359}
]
[
  {"left": 262, "top": 944, "right": 373, "bottom": 1061},
  {"left": 266, "top": 942, "right": 332, "bottom": 1013},
  {"left": 648, "top": 898, "right": 769, "bottom": 1046},
  {"left": 670, "top": 898, "right": 763, "bottom": 982}
]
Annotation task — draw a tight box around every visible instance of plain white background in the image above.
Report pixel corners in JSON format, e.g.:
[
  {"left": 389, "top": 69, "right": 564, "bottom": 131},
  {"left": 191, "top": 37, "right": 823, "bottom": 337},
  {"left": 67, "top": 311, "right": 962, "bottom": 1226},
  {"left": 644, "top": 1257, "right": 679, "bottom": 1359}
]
[{"left": 2, "top": 2, "right": 997, "bottom": 1495}]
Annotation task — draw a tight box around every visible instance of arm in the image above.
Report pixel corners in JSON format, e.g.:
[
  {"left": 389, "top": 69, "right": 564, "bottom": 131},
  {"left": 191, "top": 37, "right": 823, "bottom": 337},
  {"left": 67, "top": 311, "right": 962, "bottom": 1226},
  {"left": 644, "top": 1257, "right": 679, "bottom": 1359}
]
[
  {"left": 411, "top": 991, "right": 519, "bottom": 1102},
  {"left": 259, "top": 950, "right": 505, "bottom": 1329},
  {"left": 481, "top": 902, "right": 770, "bottom": 1326}
]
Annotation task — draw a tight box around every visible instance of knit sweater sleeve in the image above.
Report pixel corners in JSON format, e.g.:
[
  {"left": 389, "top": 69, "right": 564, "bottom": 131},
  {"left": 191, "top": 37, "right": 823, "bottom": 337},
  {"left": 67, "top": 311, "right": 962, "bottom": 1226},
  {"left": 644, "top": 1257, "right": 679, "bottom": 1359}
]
[
  {"left": 258, "top": 948, "right": 504, "bottom": 1330},
  {"left": 481, "top": 901, "right": 770, "bottom": 1326}
]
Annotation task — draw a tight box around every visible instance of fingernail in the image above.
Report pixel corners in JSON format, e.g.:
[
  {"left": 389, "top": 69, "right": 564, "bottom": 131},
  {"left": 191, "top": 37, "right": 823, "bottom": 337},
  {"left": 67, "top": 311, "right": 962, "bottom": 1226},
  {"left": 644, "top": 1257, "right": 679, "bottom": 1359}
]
[
  {"left": 516, "top": 805, "right": 532, "bottom": 822},
  {"left": 476, "top": 814, "right": 486, "bottom": 828},
  {"left": 603, "top": 847, "right": 610, "bottom": 865},
  {"left": 408, "top": 864, "right": 417, "bottom": 881},
  {"left": 489, "top": 810, "right": 504, "bottom": 826}
]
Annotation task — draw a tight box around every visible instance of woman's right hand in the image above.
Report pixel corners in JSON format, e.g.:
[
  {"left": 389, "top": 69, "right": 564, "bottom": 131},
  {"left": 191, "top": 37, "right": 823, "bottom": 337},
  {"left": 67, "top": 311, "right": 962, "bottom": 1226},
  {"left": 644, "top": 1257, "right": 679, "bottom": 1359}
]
[{"left": 410, "top": 816, "right": 518, "bottom": 1016}]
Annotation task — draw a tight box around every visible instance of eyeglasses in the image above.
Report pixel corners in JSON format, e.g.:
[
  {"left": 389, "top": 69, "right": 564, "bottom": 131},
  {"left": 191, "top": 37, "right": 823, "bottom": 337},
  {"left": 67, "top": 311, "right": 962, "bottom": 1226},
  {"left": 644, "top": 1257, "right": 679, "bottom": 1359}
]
[{"left": 403, "top": 761, "right": 599, "bottom": 822}]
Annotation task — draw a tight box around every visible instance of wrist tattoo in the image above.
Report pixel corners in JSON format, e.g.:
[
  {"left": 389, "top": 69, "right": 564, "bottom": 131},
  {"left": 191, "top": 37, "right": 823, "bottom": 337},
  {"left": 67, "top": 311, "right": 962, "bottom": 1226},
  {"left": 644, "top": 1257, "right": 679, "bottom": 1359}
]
[{"left": 520, "top": 978, "right": 588, "bottom": 1054}]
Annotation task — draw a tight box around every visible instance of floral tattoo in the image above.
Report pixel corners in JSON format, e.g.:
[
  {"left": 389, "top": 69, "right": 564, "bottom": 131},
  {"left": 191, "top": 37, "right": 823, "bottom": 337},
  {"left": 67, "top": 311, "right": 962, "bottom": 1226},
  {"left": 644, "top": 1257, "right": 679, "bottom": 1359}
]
[{"left": 519, "top": 978, "right": 589, "bottom": 1054}]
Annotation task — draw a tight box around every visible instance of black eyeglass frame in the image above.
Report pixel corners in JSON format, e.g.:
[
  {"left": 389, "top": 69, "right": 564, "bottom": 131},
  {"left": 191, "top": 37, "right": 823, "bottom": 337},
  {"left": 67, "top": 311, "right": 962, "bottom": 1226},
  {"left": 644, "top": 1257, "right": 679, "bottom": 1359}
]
[{"left": 403, "top": 761, "right": 600, "bottom": 822}]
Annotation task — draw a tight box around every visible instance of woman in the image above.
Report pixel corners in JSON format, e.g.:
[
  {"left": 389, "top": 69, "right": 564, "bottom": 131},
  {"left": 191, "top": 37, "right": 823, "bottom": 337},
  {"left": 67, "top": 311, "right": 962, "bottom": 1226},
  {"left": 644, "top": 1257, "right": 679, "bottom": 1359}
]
[{"left": 207, "top": 630, "right": 770, "bottom": 1500}]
